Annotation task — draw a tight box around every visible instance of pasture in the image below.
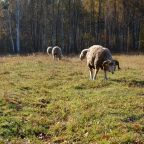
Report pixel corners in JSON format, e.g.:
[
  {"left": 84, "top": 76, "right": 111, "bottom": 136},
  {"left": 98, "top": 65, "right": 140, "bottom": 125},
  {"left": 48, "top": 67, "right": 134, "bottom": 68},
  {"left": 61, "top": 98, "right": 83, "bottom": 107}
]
[{"left": 0, "top": 54, "right": 144, "bottom": 144}]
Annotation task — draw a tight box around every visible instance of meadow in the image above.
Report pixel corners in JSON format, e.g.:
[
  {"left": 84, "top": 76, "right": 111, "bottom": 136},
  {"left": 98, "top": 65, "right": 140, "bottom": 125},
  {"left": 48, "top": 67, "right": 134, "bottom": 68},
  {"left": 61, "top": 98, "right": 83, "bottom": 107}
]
[{"left": 0, "top": 54, "right": 144, "bottom": 144}]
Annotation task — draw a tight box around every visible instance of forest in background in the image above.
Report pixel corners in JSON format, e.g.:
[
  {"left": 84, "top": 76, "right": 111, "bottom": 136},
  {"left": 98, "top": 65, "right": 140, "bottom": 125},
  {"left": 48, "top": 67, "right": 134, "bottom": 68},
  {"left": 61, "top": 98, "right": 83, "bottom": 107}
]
[{"left": 0, "top": 0, "right": 144, "bottom": 54}]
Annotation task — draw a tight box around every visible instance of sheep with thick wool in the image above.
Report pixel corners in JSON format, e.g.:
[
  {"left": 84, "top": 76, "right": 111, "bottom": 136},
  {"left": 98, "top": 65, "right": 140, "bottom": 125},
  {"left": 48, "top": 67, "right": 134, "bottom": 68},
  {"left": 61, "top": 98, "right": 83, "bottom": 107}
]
[
  {"left": 80, "top": 45, "right": 118, "bottom": 80},
  {"left": 52, "top": 46, "right": 62, "bottom": 60}
]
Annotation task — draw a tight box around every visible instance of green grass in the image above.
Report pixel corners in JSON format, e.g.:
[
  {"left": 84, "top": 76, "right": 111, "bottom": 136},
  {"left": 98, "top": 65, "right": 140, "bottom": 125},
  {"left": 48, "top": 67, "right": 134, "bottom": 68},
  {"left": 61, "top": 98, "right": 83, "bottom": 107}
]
[{"left": 0, "top": 54, "right": 144, "bottom": 144}]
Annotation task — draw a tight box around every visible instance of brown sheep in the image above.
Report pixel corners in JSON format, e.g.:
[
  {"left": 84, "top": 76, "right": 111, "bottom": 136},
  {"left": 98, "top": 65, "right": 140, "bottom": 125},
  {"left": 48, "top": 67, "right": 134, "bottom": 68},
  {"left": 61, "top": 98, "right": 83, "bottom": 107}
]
[{"left": 80, "top": 45, "right": 117, "bottom": 80}]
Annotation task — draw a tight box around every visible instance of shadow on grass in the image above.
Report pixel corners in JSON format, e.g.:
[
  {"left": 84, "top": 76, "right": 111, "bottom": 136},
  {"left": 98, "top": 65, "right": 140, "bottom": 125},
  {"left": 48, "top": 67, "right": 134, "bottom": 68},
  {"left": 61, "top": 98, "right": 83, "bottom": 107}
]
[
  {"left": 19, "top": 86, "right": 32, "bottom": 91},
  {"left": 111, "top": 78, "right": 144, "bottom": 88},
  {"left": 0, "top": 71, "right": 10, "bottom": 75},
  {"left": 122, "top": 114, "right": 144, "bottom": 123},
  {"left": 74, "top": 81, "right": 112, "bottom": 90}
]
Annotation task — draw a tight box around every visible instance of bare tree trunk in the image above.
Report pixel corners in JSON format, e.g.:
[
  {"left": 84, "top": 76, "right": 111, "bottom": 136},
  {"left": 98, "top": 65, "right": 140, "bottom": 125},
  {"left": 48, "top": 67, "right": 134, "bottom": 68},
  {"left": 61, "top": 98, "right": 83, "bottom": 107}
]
[
  {"left": 52, "top": 0, "right": 56, "bottom": 46},
  {"left": 97, "top": 0, "right": 102, "bottom": 43},
  {"left": 105, "top": 0, "right": 110, "bottom": 48},
  {"left": 68, "top": 0, "right": 72, "bottom": 53},
  {"left": 16, "top": 0, "right": 20, "bottom": 53},
  {"left": 137, "top": 20, "right": 141, "bottom": 54},
  {"left": 61, "top": 1, "right": 64, "bottom": 52},
  {"left": 127, "top": 27, "right": 130, "bottom": 53},
  {"left": 5, "top": 10, "right": 15, "bottom": 53}
]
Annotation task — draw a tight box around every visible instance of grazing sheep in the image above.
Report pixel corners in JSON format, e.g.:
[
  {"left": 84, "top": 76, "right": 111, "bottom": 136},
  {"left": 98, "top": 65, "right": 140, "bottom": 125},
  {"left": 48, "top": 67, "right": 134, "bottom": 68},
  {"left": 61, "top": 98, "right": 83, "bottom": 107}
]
[
  {"left": 52, "top": 46, "right": 62, "bottom": 60},
  {"left": 79, "top": 47, "right": 120, "bottom": 78},
  {"left": 80, "top": 45, "right": 116, "bottom": 80},
  {"left": 47, "top": 46, "right": 53, "bottom": 55}
]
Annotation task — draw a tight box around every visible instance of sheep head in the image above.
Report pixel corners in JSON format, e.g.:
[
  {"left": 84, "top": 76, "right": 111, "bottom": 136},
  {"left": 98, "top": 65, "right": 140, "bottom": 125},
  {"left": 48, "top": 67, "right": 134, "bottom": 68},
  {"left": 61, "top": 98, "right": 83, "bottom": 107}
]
[
  {"left": 80, "top": 49, "right": 88, "bottom": 60},
  {"left": 102, "top": 60, "right": 116, "bottom": 74},
  {"left": 113, "top": 59, "right": 120, "bottom": 70}
]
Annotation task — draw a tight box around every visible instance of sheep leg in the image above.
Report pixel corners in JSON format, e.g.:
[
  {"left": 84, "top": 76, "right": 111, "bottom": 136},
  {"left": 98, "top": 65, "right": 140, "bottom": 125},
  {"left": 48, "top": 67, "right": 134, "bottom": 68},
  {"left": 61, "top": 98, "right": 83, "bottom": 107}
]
[
  {"left": 53, "top": 55, "right": 55, "bottom": 60},
  {"left": 104, "top": 70, "right": 108, "bottom": 80},
  {"left": 58, "top": 56, "right": 61, "bottom": 61},
  {"left": 89, "top": 69, "right": 93, "bottom": 80},
  {"left": 93, "top": 68, "right": 99, "bottom": 80},
  {"left": 117, "top": 63, "right": 120, "bottom": 69}
]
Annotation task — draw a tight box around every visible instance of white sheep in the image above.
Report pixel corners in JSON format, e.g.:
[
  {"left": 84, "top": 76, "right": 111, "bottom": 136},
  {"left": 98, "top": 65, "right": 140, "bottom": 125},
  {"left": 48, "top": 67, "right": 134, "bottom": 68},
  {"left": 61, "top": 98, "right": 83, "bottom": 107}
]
[
  {"left": 52, "top": 46, "right": 62, "bottom": 60},
  {"left": 47, "top": 46, "right": 53, "bottom": 55},
  {"left": 80, "top": 45, "right": 116, "bottom": 80}
]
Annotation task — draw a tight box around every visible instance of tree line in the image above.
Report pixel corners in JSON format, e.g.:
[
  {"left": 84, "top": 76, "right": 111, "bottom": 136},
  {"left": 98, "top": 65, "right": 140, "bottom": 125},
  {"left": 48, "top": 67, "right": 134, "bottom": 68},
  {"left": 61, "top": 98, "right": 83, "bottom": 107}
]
[{"left": 0, "top": 0, "right": 144, "bottom": 54}]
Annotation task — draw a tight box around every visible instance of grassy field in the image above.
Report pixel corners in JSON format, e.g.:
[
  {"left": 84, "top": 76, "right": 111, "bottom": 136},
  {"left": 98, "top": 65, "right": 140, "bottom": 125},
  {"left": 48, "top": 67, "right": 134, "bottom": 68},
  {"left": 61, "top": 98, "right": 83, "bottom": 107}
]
[{"left": 0, "top": 54, "right": 144, "bottom": 144}]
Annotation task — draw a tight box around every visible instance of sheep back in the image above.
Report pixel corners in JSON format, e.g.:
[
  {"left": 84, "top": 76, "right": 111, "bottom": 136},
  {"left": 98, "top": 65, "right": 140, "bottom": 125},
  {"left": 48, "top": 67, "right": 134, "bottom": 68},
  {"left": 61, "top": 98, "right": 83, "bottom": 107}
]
[
  {"left": 52, "top": 46, "right": 62, "bottom": 59},
  {"left": 80, "top": 49, "right": 89, "bottom": 60},
  {"left": 86, "top": 45, "right": 112, "bottom": 69}
]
